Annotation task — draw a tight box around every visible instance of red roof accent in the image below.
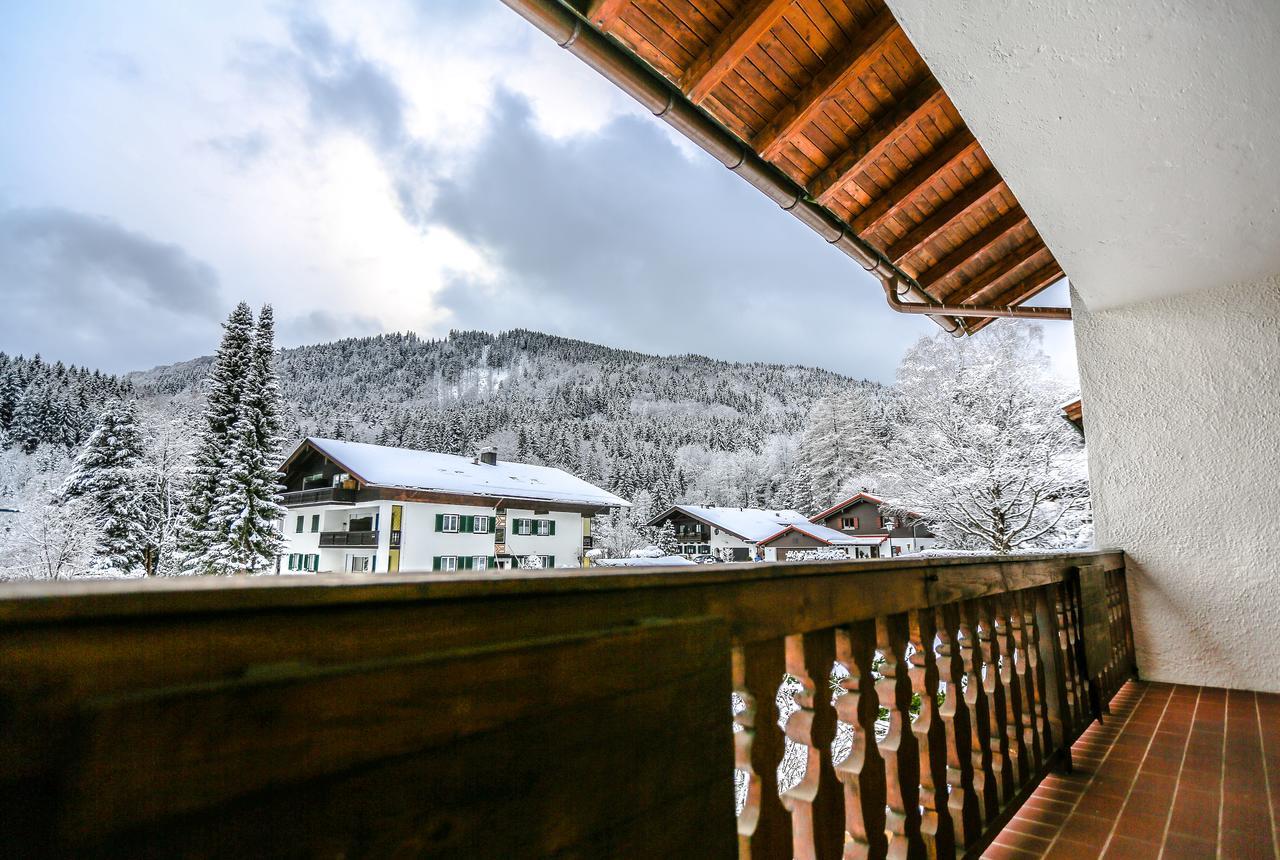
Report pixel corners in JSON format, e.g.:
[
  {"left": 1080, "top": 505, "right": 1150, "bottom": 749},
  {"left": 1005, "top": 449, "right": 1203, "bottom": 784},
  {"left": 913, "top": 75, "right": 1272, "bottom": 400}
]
[{"left": 809, "top": 492, "right": 884, "bottom": 523}]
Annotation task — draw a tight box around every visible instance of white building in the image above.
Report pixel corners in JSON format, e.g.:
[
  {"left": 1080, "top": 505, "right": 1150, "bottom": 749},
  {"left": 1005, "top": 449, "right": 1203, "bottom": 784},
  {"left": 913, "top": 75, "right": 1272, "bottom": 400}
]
[
  {"left": 646, "top": 504, "right": 811, "bottom": 561},
  {"left": 278, "top": 438, "right": 629, "bottom": 573}
]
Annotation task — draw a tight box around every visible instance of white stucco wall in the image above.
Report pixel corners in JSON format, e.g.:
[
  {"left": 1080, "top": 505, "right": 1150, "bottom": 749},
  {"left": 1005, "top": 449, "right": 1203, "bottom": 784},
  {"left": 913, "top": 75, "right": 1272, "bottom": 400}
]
[{"left": 1074, "top": 277, "right": 1280, "bottom": 692}]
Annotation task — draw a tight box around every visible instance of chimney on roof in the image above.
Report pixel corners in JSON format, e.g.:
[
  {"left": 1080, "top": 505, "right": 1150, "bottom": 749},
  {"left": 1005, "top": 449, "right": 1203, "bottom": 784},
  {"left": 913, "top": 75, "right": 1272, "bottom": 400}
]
[{"left": 476, "top": 447, "right": 498, "bottom": 466}]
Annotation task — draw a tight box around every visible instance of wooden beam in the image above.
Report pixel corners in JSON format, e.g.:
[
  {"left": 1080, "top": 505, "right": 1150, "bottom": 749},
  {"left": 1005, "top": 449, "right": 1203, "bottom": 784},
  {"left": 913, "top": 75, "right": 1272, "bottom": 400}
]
[
  {"left": 810, "top": 77, "right": 946, "bottom": 204},
  {"left": 939, "top": 237, "right": 1047, "bottom": 303},
  {"left": 848, "top": 129, "right": 980, "bottom": 236},
  {"left": 752, "top": 8, "right": 899, "bottom": 160},
  {"left": 584, "top": 0, "right": 631, "bottom": 30},
  {"left": 916, "top": 208, "right": 1028, "bottom": 290},
  {"left": 885, "top": 170, "right": 1004, "bottom": 263},
  {"left": 681, "top": 0, "right": 794, "bottom": 104}
]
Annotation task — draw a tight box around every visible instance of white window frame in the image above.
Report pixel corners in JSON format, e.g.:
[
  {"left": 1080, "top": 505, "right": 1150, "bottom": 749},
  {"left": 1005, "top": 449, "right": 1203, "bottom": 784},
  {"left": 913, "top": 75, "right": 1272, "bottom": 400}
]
[
  {"left": 536, "top": 519, "right": 551, "bottom": 536},
  {"left": 441, "top": 556, "right": 458, "bottom": 572},
  {"left": 515, "top": 518, "right": 531, "bottom": 536},
  {"left": 473, "top": 515, "right": 490, "bottom": 534},
  {"left": 473, "top": 555, "right": 489, "bottom": 571},
  {"left": 441, "top": 514, "right": 460, "bottom": 533}
]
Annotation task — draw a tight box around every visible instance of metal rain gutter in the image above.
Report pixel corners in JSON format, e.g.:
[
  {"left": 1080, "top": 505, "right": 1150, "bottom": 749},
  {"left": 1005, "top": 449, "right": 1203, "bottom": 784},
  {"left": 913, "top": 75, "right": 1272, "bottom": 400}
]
[{"left": 500, "top": 0, "right": 1071, "bottom": 332}]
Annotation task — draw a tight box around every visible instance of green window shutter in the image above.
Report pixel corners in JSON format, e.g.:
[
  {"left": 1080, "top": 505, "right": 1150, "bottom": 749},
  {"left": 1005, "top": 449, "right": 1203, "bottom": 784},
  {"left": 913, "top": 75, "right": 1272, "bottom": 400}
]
[
  {"left": 548, "top": 555, "right": 556, "bottom": 568},
  {"left": 462, "top": 515, "right": 473, "bottom": 533},
  {"left": 433, "top": 556, "right": 441, "bottom": 571},
  {"left": 435, "top": 514, "right": 444, "bottom": 532},
  {"left": 490, "top": 555, "right": 497, "bottom": 567},
  {"left": 549, "top": 520, "right": 556, "bottom": 536},
  {"left": 371, "top": 555, "right": 376, "bottom": 572},
  {"left": 312, "top": 554, "right": 320, "bottom": 571},
  {"left": 287, "top": 554, "right": 294, "bottom": 571}
]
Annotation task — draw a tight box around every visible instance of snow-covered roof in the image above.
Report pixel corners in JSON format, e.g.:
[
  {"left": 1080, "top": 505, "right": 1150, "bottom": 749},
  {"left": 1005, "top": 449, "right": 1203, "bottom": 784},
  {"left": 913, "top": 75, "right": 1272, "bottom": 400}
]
[
  {"left": 656, "top": 504, "right": 810, "bottom": 542},
  {"left": 593, "top": 556, "right": 696, "bottom": 567},
  {"left": 289, "top": 438, "right": 630, "bottom": 508},
  {"left": 759, "top": 523, "right": 890, "bottom": 546}
]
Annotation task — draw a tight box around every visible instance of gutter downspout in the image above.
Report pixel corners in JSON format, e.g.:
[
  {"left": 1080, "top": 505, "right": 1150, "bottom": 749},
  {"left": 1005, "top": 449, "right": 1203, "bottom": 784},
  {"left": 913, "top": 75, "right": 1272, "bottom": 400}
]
[{"left": 881, "top": 277, "right": 1072, "bottom": 321}]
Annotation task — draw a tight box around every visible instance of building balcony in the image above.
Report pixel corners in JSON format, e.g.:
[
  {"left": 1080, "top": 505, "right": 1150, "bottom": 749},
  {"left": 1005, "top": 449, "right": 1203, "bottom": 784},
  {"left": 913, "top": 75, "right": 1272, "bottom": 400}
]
[
  {"left": 317, "top": 530, "right": 378, "bottom": 548},
  {"left": 279, "top": 486, "right": 357, "bottom": 507},
  {"left": 1, "top": 550, "right": 1274, "bottom": 856}
]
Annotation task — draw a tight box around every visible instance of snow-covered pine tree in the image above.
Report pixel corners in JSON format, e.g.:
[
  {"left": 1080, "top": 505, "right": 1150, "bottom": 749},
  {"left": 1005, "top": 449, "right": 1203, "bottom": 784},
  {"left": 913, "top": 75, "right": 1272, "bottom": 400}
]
[
  {"left": 656, "top": 519, "right": 680, "bottom": 556},
  {"left": 60, "top": 398, "right": 149, "bottom": 573},
  {"left": 181, "top": 303, "right": 257, "bottom": 573},
  {"left": 200, "top": 306, "right": 288, "bottom": 574}
]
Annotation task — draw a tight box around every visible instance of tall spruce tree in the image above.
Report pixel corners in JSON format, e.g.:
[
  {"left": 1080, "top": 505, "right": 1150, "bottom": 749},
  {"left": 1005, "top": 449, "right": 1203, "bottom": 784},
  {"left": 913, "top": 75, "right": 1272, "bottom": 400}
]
[
  {"left": 181, "top": 303, "right": 257, "bottom": 573},
  {"left": 61, "top": 398, "right": 149, "bottom": 573},
  {"left": 211, "top": 306, "right": 286, "bottom": 572}
]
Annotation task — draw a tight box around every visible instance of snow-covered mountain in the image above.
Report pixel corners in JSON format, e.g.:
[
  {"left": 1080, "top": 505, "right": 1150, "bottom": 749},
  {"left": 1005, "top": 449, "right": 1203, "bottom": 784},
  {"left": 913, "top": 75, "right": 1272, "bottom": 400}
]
[{"left": 129, "top": 329, "right": 881, "bottom": 511}]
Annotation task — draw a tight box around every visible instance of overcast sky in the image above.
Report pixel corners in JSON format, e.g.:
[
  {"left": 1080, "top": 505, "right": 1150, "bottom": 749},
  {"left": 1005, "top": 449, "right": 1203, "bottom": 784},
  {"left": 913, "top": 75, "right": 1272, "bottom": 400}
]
[{"left": 0, "top": 0, "right": 1077, "bottom": 384}]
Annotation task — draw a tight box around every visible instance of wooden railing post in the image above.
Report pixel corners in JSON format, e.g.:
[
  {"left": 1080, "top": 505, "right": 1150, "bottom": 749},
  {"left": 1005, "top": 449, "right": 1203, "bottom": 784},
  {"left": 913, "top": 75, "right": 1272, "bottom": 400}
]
[
  {"left": 958, "top": 601, "right": 997, "bottom": 825},
  {"left": 834, "top": 620, "right": 887, "bottom": 859},
  {"left": 908, "top": 608, "right": 952, "bottom": 858},
  {"left": 782, "top": 630, "right": 845, "bottom": 860},
  {"left": 876, "top": 613, "right": 923, "bottom": 859},
  {"left": 1033, "top": 587, "right": 1070, "bottom": 768},
  {"left": 935, "top": 603, "right": 979, "bottom": 852},
  {"left": 734, "top": 638, "right": 792, "bottom": 858}
]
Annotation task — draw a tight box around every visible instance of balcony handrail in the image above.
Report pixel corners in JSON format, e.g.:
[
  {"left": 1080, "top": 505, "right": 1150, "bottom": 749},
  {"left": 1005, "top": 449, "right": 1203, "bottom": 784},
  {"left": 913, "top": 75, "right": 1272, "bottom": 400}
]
[{"left": 0, "top": 549, "right": 1134, "bottom": 857}]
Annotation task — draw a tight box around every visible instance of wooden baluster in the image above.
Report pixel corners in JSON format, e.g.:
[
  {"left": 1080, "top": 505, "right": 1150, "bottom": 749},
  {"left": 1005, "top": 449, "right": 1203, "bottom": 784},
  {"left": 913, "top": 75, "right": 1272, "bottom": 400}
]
[
  {"left": 834, "top": 620, "right": 887, "bottom": 859},
  {"left": 1011, "top": 591, "right": 1043, "bottom": 774},
  {"left": 995, "top": 595, "right": 1029, "bottom": 788},
  {"left": 734, "top": 638, "right": 792, "bottom": 858},
  {"left": 782, "top": 630, "right": 845, "bottom": 860},
  {"left": 1034, "top": 586, "right": 1070, "bottom": 766},
  {"left": 908, "top": 608, "right": 951, "bottom": 859},
  {"left": 958, "top": 602, "right": 995, "bottom": 825},
  {"left": 876, "top": 614, "right": 923, "bottom": 860},
  {"left": 1117, "top": 569, "right": 1136, "bottom": 675},
  {"left": 1057, "top": 581, "right": 1088, "bottom": 729},
  {"left": 974, "top": 599, "right": 1013, "bottom": 807},
  {"left": 1017, "top": 590, "right": 1046, "bottom": 771},
  {"left": 936, "top": 603, "right": 978, "bottom": 852}
]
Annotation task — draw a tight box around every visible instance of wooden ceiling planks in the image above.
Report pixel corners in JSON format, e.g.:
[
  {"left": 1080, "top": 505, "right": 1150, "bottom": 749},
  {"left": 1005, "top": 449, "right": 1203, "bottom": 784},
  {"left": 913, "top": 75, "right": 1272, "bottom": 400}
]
[{"left": 580, "top": 0, "right": 1066, "bottom": 327}]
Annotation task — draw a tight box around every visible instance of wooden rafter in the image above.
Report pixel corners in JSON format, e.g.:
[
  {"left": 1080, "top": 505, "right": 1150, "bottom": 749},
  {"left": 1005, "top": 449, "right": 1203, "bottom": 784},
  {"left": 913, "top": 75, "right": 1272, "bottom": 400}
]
[
  {"left": 916, "top": 209, "right": 1028, "bottom": 290},
  {"left": 849, "top": 129, "right": 980, "bottom": 236},
  {"left": 811, "top": 77, "right": 945, "bottom": 204},
  {"left": 885, "top": 170, "right": 1005, "bottom": 263},
  {"left": 941, "top": 237, "right": 1046, "bottom": 303},
  {"left": 680, "top": 0, "right": 794, "bottom": 105},
  {"left": 584, "top": 0, "right": 631, "bottom": 28},
  {"left": 751, "top": 8, "right": 899, "bottom": 160}
]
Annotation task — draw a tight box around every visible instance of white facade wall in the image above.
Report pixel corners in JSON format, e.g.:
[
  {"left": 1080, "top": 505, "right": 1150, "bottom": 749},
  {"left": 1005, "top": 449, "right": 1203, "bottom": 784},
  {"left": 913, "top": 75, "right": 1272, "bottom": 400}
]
[
  {"left": 280, "top": 499, "right": 589, "bottom": 573},
  {"left": 1074, "top": 277, "right": 1280, "bottom": 693},
  {"left": 503, "top": 507, "right": 586, "bottom": 568}
]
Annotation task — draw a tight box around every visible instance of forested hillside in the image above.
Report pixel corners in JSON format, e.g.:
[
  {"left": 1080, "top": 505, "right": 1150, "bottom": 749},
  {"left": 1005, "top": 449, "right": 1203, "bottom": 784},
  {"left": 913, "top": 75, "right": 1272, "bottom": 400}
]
[{"left": 130, "top": 329, "right": 881, "bottom": 514}]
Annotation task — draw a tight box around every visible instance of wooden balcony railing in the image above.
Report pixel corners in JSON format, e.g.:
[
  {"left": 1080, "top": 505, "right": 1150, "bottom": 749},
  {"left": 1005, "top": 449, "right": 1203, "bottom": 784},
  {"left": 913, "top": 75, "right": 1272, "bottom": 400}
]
[
  {"left": 0, "top": 550, "right": 1132, "bottom": 857},
  {"left": 318, "top": 530, "right": 379, "bottom": 548},
  {"left": 279, "top": 486, "right": 357, "bottom": 506}
]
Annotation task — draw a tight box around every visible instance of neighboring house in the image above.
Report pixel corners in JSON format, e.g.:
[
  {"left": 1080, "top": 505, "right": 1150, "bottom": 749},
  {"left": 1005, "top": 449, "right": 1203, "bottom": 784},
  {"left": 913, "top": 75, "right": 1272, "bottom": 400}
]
[
  {"left": 646, "top": 504, "right": 810, "bottom": 561},
  {"left": 756, "top": 522, "right": 888, "bottom": 562},
  {"left": 1060, "top": 397, "right": 1084, "bottom": 436},
  {"left": 278, "top": 438, "right": 629, "bottom": 573},
  {"left": 808, "top": 492, "right": 936, "bottom": 557}
]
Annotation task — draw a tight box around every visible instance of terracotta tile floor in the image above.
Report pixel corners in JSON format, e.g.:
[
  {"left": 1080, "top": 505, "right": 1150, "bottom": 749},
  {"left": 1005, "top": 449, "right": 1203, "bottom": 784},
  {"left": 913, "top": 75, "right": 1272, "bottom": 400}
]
[{"left": 984, "top": 680, "right": 1280, "bottom": 859}]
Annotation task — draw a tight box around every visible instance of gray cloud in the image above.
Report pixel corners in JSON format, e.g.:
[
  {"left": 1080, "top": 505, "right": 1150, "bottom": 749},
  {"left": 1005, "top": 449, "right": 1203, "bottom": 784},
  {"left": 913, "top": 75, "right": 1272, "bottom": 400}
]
[
  {"left": 0, "top": 206, "right": 224, "bottom": 372},
  {"left": 428, "top": 91, "right": 936, "bottom": 381},
  {"left": 278, "top": 11, "right": 436, "bottom": 227},
  {"left": 206, "top": 129, "right": 271, "bottom": 168}
]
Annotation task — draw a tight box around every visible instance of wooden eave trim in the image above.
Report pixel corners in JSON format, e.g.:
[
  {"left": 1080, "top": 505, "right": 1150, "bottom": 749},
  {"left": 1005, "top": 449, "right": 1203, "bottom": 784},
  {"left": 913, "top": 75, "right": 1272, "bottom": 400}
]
[
  {"left": 850, "top": 129, "right": 980, "bottom": 235},
  {"left": 366, "top": 485, "right": 613, "bottom": 516},
  {"left": 680, "top": 0, "right": 793, "bottom": 105},
  {"left": 886, "top": 170, "right": 1005, "bottom": 263},
  {"left": 283, "top": 439, "right": 373, "bottom": 488},
  {"left": 752, "top": 7, "right": 900, "bottom": 160},
  {"left": 811, "top": 76, "right": 946, "bottom": 205},
  {"left": 916, "top": 208, "right": 1029, "bottom": 291},
  {"left": 981, "top": 259, "right": 1065, "bottom": 307}
]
